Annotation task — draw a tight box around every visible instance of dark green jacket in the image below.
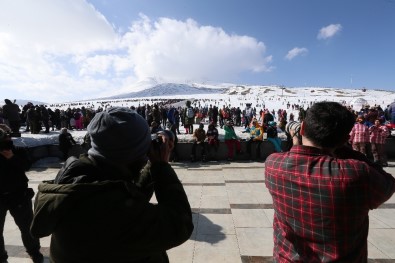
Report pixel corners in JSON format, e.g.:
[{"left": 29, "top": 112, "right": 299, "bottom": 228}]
[
  {"left": 31, "top": 156, "right": 193, "bottom": 263},
  {"left": 0, "top": 146, "right": 33, "bottom": 208}
]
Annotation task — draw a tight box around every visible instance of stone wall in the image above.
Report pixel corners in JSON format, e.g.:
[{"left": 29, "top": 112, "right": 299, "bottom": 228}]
[{"left": 28, "top": 137, "right": 395, "bottom": 163}]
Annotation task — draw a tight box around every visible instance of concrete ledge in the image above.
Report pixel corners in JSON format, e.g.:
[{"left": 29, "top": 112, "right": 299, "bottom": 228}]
[
  {"left": 175, "top": 140, "right": 279, "bottom": 161},
  {"left": 28, "top": 137, "right": 395, "bottom": 163},
  {"left": 28, "top": 144, "right": 86, "bottom": 163}
]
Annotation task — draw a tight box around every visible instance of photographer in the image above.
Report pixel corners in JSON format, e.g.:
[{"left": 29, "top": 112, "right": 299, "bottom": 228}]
[
  {"left": 31, "top": 107, "right": 193, "bottom": 263},
  {"left": 265, "top": 102, "right": 395, "bottom": 262},
  {"left": 0, "top": 126, "right": 43, "bottom": 263}
]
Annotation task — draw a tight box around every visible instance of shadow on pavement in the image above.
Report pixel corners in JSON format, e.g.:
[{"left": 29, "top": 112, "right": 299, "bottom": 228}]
[{"left": 190, "top": 213, "right": 226, "bottom": 244}]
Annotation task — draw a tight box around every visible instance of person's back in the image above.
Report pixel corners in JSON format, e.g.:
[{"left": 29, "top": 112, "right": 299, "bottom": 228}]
[
  {"left": 31, "top": 107, "right": 193, "bottom": 262},
  {"left": 265, "top": 102, "right": 395, "bottom": 262},
  {"left": 34, "top": 156, "right": 188, "bottom": 262},
  {"left": 2, "top": 99, "right": 21, "bottom": 122}
]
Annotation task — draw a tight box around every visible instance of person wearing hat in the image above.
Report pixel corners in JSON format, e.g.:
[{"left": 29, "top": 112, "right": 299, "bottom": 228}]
[
  {"left": 31, "top": 107, "right": 193, "bottom": 263},
  {"left": 0, "top": 126, "right": 44, "bottom": 263},
  {"left": 266, "top": 121, "right": 283, "bottom": 152}
]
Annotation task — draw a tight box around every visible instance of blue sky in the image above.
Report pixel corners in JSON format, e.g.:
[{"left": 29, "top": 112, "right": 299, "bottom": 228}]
[{"left": 0, "top": 0, "right": 394, "bottom": 103}]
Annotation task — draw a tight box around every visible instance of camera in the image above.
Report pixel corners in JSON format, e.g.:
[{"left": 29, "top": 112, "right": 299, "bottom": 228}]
[
  {"left": 284, "top": 121, "right": 302, "bottom": 150},
  {"left": 285, "top": 121, "right": 301, "bottom": 137},
  {"left": 151, "top": 133, "right": 163, "bottom": 149}
]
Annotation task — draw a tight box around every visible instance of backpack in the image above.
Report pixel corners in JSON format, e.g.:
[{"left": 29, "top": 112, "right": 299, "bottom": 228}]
[{"left": 187, "top": 107, "right": 194, "bottom": 118}]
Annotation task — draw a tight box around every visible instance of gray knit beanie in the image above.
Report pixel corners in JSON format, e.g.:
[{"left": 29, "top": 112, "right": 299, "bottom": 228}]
[{"left": 87, "top": 107, "right": 150, "bottom": 163}]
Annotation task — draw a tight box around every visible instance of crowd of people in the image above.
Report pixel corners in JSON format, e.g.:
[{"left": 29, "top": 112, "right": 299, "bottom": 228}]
[{"left": 0, "top": 98, "right": 394, "bottom": 163}]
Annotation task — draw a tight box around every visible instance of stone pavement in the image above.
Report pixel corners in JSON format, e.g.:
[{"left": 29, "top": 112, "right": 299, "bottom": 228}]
[{"left": 3, "top": 160, "right": 395, "bottom": 263}]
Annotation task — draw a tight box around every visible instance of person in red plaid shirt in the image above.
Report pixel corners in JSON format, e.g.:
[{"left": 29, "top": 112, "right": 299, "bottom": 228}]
[
  {"left": 349, "top": 116, "right": 370, "bottom": 155},
  {"left": 265, "top": 101, "right": 395, "bottom": 262},
  {"left": 369, "top": 119, "right": 389, "bottom": 167}
]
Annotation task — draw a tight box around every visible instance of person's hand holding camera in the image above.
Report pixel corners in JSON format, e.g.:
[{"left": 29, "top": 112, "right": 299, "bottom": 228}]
[
  {"left": 285, "top": 121, "right": 302, "bottom": 146},
  {"left": 148, "top": 131, "right": 174, "bottom": 163}
]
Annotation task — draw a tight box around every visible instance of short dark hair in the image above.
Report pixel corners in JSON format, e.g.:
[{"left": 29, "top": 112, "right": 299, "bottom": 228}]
[{"left": 303, "top": 102, "right": 355, "bottom": 148}]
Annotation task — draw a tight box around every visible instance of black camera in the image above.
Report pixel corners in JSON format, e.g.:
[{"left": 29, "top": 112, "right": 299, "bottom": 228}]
[{"left": 151, "top": 134, "right": 163, "bottom": 149}]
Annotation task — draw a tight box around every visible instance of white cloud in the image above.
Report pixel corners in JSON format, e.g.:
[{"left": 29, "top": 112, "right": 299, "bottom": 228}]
[
  {"left": 123, "top": 15, "right": 271, "bottom": 82},
  {"left": 0, "top": 2, "right": 271, "bottom": 103},
  {"left": 285, "top": 47, "right": 308, "bottom": 60},
  {"left": 317, "top": 24, "right": 342, "bottom": 40}
]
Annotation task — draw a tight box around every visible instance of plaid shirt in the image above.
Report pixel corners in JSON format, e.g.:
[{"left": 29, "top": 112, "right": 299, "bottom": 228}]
[
  {"left": 369, "top": 125, "right": 389, "bottom": 144},
  {"left": 265, "top": 145, "right": 395, "bottom": 262},
  {"left": 349, "top": 123, "right": 369, "bottom": 143}
]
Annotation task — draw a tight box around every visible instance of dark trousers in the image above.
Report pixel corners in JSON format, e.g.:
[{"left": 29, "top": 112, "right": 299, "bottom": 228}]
[
  {"left": 246, "top": 138, "right": 262, "bottom": 159},
  {"left": 0, "top": 198, "right": 41, "bottom": 261},
  {"left": 8, "top": 120, "right": 21, "bottom": 134},
  {"left": 191, "top": 142, "right": 206, "bottom": 158},
  {"left": 371, "top": 143, "right": 387, "bottom": 165},
  {"left": 225, "top": 139, "right": 241, "bottom": 159}
]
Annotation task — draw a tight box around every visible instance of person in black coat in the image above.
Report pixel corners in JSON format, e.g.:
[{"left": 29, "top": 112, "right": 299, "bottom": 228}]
[
  {"left": 58, "top": 128, "right": 76, "bottom": 161},
  {"left": 2, "top": 99, "right": 21, "bottom": 136},
  {"left": 31, "top": 107, "right": 193, "bottom": 263},
  {"left": 0, "top": 126, "right": 43, "bottom": 263}
]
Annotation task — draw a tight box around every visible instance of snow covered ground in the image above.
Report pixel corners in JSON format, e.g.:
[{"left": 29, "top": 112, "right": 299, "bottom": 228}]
[{"left": 6, "top": 84, "right": 395, "bottom": 148}]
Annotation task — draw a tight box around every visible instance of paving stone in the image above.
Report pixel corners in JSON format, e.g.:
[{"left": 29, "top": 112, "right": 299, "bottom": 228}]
[{"left": 3, "top": 160, "right": 394, "bottom": 262}]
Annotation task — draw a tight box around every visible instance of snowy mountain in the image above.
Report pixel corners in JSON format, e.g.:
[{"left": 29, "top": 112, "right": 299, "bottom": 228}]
[
  {"left": 102, "top": 83, "right": 226, "bottom": 100},
  {"left": 4, "top": 79, "right": 395, "bottom": 110},
  {"left": 98, "top": 80, "right": 395, "bottom": 107}
]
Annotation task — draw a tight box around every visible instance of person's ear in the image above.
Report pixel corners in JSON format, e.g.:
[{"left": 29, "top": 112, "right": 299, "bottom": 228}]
[{"left": 300, "top": 121, "right": 305, "bottom": 136}]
